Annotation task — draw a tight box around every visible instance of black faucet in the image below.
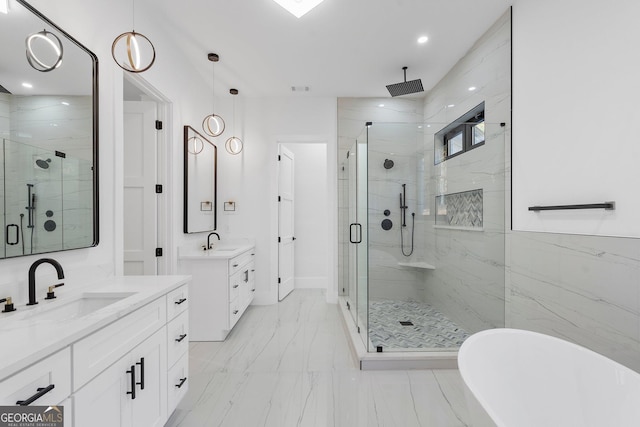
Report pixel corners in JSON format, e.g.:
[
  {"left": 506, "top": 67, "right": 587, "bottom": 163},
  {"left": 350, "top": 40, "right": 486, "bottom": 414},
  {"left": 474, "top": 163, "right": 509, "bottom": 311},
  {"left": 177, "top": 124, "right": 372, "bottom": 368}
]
[
  {"left": 207, "top": 232, "right": 220, "bottom": 250},
  {"left": 27, "top": 258, "right": 65, "bottom": 306}
]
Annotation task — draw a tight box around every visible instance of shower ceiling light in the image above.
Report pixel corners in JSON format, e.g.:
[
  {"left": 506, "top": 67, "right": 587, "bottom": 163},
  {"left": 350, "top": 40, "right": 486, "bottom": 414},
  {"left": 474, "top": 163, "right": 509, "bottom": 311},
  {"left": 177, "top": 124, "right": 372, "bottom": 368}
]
[
  {"left": 202, "top": 53, "right": 225, "bottom": 137},
  {"left": 271, "top": 0, "right": 325, "bottom": 18},
  {"left": 26, "top": 30, "right": 63, "bottom": 72},
  {"left": 417, "top": 36, "right": 429, "bottom": 44},
  {"left": 225, "top": 88, "right": 243, "bottom": 155},
  {"left": 111, "top": 0, "right": 156, "bottom": 73}
]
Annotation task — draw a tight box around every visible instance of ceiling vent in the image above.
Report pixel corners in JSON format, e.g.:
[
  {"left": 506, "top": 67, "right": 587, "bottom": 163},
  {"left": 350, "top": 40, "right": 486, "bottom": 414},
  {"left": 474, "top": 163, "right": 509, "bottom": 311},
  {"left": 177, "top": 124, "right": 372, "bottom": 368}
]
[{"left": 291, "top": 86, "right": 310, "bottom": 92}]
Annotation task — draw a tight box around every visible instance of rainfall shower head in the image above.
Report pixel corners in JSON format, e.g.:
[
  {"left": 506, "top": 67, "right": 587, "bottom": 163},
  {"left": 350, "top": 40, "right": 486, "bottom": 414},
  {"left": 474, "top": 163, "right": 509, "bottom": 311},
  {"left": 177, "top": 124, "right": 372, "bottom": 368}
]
[
  {"left": 35, "top": 158, "right": 51, "bottom": 169},
  {"left": 386, "top": 67, "right": 424, "bottom": 97}
]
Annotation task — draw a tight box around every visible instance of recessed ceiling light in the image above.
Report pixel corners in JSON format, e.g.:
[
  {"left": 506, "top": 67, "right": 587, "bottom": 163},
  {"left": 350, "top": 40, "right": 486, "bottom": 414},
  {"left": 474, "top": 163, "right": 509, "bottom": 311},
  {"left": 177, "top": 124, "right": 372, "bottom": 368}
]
[
  {"left": 418, "top": 125, "right": 423, "bottom": 129},
  {"left": 447, "top": 104, "right": 455, "bottom": 108},
  {"left": 61, "top": 101, "right": 70, "bottom": 106},
  {"left": 22, "top": 82, "right": 33, "bottom": 88},
  {"left": 468, "top": 86, "right": 476, "bottom": 91},
  {"left": 417, "top": 36, "right": 429, "bottom": 44},
  {"left": 378, "top": 104, "right": 385, "bottom": 108},
  {"left": 427, "top": 125, "right": 431, "bottom": 128},
  {"left": 272, "top": 0, "right": 325, "bottom": 18}
]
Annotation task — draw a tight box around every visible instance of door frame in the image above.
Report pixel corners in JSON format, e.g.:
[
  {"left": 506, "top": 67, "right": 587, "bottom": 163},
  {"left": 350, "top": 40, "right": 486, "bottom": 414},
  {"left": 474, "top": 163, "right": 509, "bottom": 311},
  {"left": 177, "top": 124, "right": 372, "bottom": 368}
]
[
  {"left": 269, "top": 135, "right": 337, "bottom": 304},
  {"left": 118, "top": 73, "right": 174, "bottom": 275}
]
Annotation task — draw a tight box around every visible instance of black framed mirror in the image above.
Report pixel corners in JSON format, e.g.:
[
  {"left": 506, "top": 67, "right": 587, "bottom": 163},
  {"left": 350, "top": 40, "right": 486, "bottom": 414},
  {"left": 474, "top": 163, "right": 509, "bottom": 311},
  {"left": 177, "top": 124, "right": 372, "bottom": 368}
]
[
  {"left": 0, "top": 0, "right": 99, "bottom": 258},
  {"left": 183, "top": 125, "right": 217, "bottom": 233}
]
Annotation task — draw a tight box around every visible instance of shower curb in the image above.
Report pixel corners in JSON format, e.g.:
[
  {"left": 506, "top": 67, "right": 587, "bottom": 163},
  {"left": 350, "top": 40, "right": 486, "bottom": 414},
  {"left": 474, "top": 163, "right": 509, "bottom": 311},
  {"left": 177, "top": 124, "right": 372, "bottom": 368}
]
[{"left": 337, "top": 296, "right": 459, "bottom": 371}]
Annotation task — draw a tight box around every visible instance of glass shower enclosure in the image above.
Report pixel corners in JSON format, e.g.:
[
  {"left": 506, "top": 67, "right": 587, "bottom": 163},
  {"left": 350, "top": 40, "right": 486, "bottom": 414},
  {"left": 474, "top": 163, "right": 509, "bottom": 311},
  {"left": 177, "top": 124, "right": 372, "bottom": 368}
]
[{"left": 340, "top": 121, "right": 507, "bottom": 353}]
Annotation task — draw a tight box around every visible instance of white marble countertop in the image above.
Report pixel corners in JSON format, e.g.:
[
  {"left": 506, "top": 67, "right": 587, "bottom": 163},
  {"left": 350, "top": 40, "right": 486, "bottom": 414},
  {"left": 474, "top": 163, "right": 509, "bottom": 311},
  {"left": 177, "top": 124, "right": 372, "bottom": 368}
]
[
  {"left": 178, "top": 243, "right": 255, "bottom": 260},
  {"left": 0, "top": 275, "right": 190, "bottom": 382}
]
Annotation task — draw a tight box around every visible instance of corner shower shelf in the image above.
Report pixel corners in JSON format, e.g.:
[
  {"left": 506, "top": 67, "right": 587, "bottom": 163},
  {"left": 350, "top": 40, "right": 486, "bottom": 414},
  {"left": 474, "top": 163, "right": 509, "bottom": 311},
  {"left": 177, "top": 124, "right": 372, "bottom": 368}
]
[{"left": 398, "top": 262, "right": 435, "bottom": 270}]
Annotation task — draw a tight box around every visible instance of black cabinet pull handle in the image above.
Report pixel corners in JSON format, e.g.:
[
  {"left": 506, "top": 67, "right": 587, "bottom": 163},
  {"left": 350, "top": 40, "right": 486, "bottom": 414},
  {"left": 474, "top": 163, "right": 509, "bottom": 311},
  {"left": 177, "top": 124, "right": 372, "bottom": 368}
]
[
  {"left": 232, "top": 284, "right": 239, "bottom": 289},
  {"left": 175, "top": 334, "right": 187, "bottom": 343},
  {"left": 233, "top": 263, "right": 239, "bottom": 267},
  {"left": 251, "top": 289, "right": 255, "bottom": 292},
  {"left": 176, "top": 377, "right": 187, "bottom": 388},
  {"left": 233, "top": 310, "right": 239, "bottom": 314},
  {"left": 136, "top": 357, "right": 145, "bottom": 390},
  {"left": 244, "top": 270, "right": 249, "bottom": 283},
  {"left": 16, "top": 384, "right": 55, "bottom": 406},
  {"left": 126, "top": 365, "right": 136, "bottom": 399},
  {"left": 175, "top": 298, "right": 187, "bottom": 305}
]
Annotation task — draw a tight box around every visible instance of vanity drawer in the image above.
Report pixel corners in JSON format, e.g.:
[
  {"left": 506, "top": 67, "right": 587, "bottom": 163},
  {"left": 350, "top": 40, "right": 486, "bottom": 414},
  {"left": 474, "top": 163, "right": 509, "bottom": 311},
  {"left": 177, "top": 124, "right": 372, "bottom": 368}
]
[
  {"left": 228, "top": 249, "right": 255, "bottom": 276},
  {"left": 168, "top": 353, "right": 189, "bottom": 414},
  {"left": 167, "top": 310, "right": 189, "bottom": 368},
  {"left": 0, "top": 347, "right": 71, "bottom": 406},
  {"left": 229, "top": 270, "right": 244, "bottom": 302},
  {"left": 167, "top": 284, "right": 189, "bottom": 320},
  {"left": 73, "top": 297, "right": 166, "bottom": 390},
  {"left": 229, "top": 297, "right": 242, "bottom": 329}
]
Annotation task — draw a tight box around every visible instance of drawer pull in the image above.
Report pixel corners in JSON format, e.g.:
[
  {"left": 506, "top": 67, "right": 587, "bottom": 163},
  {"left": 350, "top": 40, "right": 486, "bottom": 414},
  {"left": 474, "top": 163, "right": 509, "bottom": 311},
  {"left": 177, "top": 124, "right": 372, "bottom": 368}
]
[
  {"left": 232, "top": 284, "right": 239, "bottom": 289},
  {"left": 232, "top": 263, "right": 239, "bottom": 267},
  {"left": 233, "top": 310, "right": 239, "bottom": 315},
  {"left": 251, "top": 289, "right": 255, "bottom": 292},
  {"left": 251, "top": 269, "right": 255, "bottom": 272},
  {"left": 244, "top": 270, "right": 249, "bottom": 283},
  {"left": 176, "top": 377, "right": 187, "bottom": 388},
  {"left": 16, "top": 384, "right": 55, "bottom": 406},
  {"left": 175, "top": 334, "right": 188, "bottom": 343},
  {"left": 126, "top": 365, "right": 136, "bottom": 399},
  {"left": 136, "top": 357, "right": 145, "bottom": 390},
  {"left": 175, "top": 298, "right": 187, "bottom": 305}
]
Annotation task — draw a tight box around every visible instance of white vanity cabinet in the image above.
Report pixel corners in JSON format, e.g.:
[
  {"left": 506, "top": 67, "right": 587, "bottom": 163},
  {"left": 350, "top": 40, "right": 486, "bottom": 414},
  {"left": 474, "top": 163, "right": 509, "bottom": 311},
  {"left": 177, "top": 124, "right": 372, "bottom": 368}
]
[
  {"left": 180, "top": 246, "right": 255, "bottom": 341},
  {"left": 0, "top": 277, "right": 190, "bottom": 427}
]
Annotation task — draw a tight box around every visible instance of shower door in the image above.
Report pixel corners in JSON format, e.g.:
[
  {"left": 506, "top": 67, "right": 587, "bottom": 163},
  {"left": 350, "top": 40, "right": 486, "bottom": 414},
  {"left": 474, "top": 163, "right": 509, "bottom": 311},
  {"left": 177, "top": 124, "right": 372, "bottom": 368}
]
[{"left": 347, "top": 128, "right": 369, "bottom": 346}]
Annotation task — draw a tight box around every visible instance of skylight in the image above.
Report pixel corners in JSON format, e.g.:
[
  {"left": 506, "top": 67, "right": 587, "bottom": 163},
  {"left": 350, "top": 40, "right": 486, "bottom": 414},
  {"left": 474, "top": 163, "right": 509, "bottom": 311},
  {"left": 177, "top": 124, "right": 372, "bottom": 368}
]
[{"left": 272, "top": 0, "right": 326, "bottom": 18}]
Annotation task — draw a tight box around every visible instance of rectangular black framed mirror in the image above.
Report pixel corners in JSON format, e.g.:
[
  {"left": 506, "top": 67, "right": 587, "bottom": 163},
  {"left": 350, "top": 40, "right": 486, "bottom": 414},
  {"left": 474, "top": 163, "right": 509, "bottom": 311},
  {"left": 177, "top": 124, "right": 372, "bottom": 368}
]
[
  {"left": 0, "top": 0, "right": 99, "bottom": 258},
  {"left": 183, "top": 125, "right": 217, "bottom": 233}
]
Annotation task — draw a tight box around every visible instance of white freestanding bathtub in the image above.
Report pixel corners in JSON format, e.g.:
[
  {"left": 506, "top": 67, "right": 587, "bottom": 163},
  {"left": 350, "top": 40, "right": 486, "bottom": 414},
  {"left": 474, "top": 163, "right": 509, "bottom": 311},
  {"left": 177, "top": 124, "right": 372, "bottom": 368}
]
[{"left": 458, "top": 328, "right": 640, "bottom": 427}]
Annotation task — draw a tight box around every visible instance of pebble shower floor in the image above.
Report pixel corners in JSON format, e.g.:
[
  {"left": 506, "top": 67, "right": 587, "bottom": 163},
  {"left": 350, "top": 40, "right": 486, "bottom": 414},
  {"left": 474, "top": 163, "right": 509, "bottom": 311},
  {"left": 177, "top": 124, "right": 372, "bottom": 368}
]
[{"left": 368, "top": 299, "right": 469, "bottom": 350}]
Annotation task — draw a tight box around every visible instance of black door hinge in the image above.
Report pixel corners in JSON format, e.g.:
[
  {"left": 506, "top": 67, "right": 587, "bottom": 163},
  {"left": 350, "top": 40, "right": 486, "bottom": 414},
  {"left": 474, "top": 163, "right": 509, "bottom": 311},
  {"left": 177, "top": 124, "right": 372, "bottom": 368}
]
[
  {"left": 278, "top": 277, "right": 281, "bottom": 284},
  {"left": 155, "top": 120, "right": 163, "bottom": 130},
  {"left": 155, "top": 184, "right": 163, "bottom": 194},
  {"left": 278, "top": 237, "right": 281, "bottom": 243},
  {"left": 278, "top": 155, "right": 281, "bottom": 161},
  {"left": 155, "top": 248, "right": 163, "bottom": 257},
  {"left": 278, "top": 196, "right": 281, "bottom": 202}
]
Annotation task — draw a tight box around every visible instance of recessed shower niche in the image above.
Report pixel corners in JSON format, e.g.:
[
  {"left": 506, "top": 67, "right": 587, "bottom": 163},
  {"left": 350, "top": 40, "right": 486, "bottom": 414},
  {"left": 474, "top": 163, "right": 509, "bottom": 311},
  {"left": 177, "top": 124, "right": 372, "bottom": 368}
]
[{"left": 0, "top": 0, "right": 99, "bottom": 258}]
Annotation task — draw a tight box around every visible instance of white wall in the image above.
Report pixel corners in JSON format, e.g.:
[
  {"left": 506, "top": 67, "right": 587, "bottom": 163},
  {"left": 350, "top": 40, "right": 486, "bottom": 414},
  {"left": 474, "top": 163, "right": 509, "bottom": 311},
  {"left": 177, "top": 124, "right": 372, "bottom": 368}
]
[
  {"left": 210, "top": 97, "right": 338, "bottom": 304},
  {"left": 282, "top": 143, "right": 329, "bottom": 289},
  {"left": 510, "top": 0, "right": 640, "bottom": 372},
  {"left": 512, "top": 0, "right": 640, "bottom": 237}
]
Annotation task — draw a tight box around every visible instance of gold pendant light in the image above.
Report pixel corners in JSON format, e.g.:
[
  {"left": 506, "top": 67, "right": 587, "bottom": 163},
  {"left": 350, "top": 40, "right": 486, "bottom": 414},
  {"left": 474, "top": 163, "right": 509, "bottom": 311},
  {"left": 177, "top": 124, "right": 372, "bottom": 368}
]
[
  {"left": 225, "top": 88, "right": 243, "bottom": 155},
  {"left": 202, "top": 53, "right": 225, "bottom": 137},
  {"left": 111, "top": 0, "right": 156, "bottom": 73}
]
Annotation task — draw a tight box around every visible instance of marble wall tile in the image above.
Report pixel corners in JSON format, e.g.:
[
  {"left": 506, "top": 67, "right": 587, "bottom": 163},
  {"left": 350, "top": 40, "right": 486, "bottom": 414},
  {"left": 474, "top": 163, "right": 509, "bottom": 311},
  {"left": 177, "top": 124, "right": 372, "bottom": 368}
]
[{"left": 507, "top": 231, "right": 640, "bottom": 372}]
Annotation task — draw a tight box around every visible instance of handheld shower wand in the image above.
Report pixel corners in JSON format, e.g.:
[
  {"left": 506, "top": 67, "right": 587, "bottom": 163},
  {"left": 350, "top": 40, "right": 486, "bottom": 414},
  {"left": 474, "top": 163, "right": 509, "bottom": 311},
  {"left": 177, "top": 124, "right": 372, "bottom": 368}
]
[{"left": 399, "top": 184, "right": 414, "bottom": 257}]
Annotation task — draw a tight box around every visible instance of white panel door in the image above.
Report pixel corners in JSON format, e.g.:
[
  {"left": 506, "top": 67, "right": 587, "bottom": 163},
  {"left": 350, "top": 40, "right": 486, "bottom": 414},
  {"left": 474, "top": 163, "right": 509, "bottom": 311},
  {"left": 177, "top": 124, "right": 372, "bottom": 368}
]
[
  {"left": 278, "top": 145, "right": 295, "bottom": 301},
  {"left": 123, "top": 101, "right": 157, "bottom": 275}
]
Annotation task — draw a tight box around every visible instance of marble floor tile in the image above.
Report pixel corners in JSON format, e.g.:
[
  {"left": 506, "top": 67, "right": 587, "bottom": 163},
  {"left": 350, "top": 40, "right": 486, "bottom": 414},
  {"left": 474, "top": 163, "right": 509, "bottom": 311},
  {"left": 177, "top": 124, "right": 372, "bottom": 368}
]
[{"left": 166, "top": 289, "right": 471, "bottom": 427}]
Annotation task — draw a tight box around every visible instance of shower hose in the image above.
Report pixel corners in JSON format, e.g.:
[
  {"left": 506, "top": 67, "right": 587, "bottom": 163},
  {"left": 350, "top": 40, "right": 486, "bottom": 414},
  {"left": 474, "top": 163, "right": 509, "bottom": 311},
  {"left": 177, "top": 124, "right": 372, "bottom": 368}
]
[{"left": 401, "top": 212, "right": 415, "bottom": 257}]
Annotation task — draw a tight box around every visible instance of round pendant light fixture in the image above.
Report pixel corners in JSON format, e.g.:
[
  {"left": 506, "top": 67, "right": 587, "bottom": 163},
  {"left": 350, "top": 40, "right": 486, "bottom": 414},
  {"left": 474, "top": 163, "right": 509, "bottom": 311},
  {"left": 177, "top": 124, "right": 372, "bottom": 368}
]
[
  {"left": 111, "top": 0, "right": 156, "bottom": 73},
  {"left": 225, "top": 88, "right": 243, "bottom": 155},
  {"left": 26, "top": 30, "right": 63, "bottom": 72},
  {"left": 202, "top": 53, "right": 225, "bottom": 137},
  {"left": 187, "top": 135, "right": 204, "bottom": 155}
]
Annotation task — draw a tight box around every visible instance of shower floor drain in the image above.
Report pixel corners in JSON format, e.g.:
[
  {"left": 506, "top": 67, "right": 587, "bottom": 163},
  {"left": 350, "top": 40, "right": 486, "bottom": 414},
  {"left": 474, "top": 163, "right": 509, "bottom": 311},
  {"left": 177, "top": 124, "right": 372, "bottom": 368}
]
[{"left": 399, "top": 321, "right": 414, "bottom": 326}]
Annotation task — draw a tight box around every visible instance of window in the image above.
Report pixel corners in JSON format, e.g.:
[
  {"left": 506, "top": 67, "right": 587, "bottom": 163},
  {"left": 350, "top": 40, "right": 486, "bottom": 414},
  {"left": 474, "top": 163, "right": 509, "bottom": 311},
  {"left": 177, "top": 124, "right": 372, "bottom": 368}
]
[{"left": 435, "top": 102, "right": 485, "bottom": 164}]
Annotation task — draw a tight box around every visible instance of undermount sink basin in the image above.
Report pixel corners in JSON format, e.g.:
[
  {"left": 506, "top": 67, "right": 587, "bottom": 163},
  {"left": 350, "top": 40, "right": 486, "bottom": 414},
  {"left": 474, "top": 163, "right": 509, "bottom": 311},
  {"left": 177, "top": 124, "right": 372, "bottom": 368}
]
[
  {"left": 23, "top": 292, "right": 136, "bottom": 321},
  {"left": 212, "top": 248, "right": 238, "bottom": 252}
]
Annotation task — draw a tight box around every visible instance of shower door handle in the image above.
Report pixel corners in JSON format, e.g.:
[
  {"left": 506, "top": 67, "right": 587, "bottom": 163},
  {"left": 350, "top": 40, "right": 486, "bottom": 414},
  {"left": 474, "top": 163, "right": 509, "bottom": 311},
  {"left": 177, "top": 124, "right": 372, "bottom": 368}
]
[
  {"left": 6, "top": 224, "right": 19, "bottom": 245},
  {"left": 349, "top": 223, "right": 362, "bottom": 244}
]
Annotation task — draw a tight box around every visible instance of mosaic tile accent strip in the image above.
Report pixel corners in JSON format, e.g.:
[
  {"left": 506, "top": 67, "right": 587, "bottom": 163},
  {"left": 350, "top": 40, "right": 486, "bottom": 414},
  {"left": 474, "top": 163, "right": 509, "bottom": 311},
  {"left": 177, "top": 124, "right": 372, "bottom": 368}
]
[
  {"left": 368, "top": 299, "right": 469, "bottom": 350},
  {"left": 435, "top": 189, "right": 483, "bottom": 228}
]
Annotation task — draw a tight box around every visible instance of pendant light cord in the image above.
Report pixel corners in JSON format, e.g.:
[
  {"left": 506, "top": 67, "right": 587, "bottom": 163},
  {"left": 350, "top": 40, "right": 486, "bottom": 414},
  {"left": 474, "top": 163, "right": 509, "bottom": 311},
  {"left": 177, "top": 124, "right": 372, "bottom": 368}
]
[
  {"left": 132, "top": 0, "right": 135, "bottom": 31},
  {"left": 212, "top": 61, "right": 215, "bottom": 112}
]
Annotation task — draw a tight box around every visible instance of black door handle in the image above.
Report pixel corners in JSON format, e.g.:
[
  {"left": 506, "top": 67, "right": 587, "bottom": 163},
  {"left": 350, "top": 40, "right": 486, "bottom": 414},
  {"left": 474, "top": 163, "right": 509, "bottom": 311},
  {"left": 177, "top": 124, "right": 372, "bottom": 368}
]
[
  {"left": 175, "top": 377, "right": 187, "bottom": 388},
  {"left": 349, "top": 223, "right": 362, "bottom": 244},
  {"left": 126, "top": 365, "right": 136, "bottom": 399},
  {"left": 175, "top": 334, "right": 187, "bottom": 342},
  {"left": 136, "top": 357, "right": 145, "bottom": 390},
  {"left": 244, "top": 270, "right": 249, "bottom": 283},
  {"left": 6, "top": 224, "right": 19, "bottom": 245},
  {"left": 16, "top": 384, "right": 55, "bottom": 406}
]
